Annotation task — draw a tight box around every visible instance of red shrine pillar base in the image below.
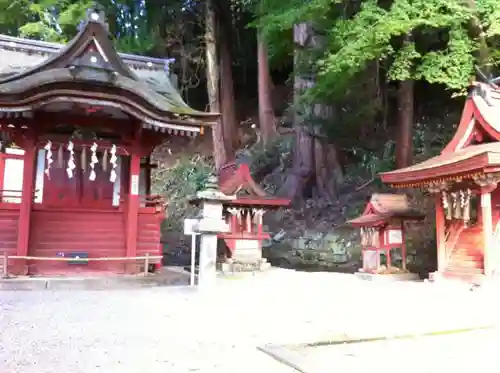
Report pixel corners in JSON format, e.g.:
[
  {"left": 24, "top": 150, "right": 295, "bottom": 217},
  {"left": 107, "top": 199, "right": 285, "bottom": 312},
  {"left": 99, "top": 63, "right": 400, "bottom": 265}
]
[
  {"left": 15, "top": 138, "right": 36, "bottom": 275},
  {"left": 125, "top": 151, "right": 141, "bottom": 274}
]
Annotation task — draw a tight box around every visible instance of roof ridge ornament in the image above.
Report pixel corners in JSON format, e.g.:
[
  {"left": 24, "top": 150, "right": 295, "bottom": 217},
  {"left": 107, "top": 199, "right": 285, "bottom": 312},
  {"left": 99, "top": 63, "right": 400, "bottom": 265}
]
[
  {"left": 85, "top": 6, "right": 108, "bottom": 30},
  {"left": 475, "top": 65, "right": 500, "bottom": 90}
]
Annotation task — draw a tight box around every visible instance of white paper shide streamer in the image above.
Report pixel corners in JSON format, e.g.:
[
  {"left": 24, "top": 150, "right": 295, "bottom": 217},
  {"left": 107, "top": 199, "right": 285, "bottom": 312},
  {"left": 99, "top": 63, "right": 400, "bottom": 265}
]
[
  {"left": 89, "top": 142, "right": 98, "bottom": 181},
  {"left": 109, "top": 144, "right": 117, "bottom": 183},
  {"left": 66, "top": 140, "right": 76, "bottom": 179},
  {"left": 44, "top": 140, "right": 53, "bottom": 178}
]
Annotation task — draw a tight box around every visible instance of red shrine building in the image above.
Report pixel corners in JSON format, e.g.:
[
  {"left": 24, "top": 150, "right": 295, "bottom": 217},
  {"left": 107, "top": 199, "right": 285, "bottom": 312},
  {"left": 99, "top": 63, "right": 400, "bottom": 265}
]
[
  {"left": 381, "top": 80, "right": 500, "bottom": 283},
  {"left": 0, "top": 9, "right": 217, "bottom": 275},
  {"left": 217, "top": 162, "right": 290, "bottom": 271}
]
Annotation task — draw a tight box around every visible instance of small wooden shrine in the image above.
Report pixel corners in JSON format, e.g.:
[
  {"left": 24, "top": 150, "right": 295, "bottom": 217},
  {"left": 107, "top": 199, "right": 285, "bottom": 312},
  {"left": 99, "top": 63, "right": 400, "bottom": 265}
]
[
  {"left": 380, "top": 80, "right": 500, "bottom": 283},
  {"left": 0, "top": 9, "right": 217, "bottom": 275},
  {"left": 347, "top": 194, "right": 424, "bottom": 278},
  {"left": 194, "top": 162, "right": 290, "bottom": 272}
]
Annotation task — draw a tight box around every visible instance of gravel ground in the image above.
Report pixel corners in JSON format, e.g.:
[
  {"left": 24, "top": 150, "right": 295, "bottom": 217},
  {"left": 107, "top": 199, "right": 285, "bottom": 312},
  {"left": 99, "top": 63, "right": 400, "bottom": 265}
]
[{"left": 0, "top": 269, "right": 497, "bottom": 373}]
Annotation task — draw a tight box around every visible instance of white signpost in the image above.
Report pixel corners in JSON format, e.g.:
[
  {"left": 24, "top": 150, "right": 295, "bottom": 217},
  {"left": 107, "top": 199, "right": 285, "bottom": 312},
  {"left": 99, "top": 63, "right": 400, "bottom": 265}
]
[{"left": 183, "top": 218, "right": 200, "bottom": 287}]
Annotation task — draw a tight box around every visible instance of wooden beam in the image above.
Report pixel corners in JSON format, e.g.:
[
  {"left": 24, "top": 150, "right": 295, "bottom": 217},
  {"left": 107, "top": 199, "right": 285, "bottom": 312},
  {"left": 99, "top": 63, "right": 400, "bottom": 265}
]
[
  {"left": 435, "top": 195, "right": 446, "bottom": 273},
  {"left": 0, "top": 110, "right": 208, "bottom": 132},
  {"left": 125, "top": 131, "right": 141, "bottom": 273},
  {"left": 0, "top": 154, "right": 4, "bottom": 196},
  {"left": 144, "top": 156, "right": 152, "bottom": 196},
  {"left": 481, "top": 188, "right": 494, "bottom": 276},
  {"left": 16, "top": 137, "right": 36, "bottom": 274}
]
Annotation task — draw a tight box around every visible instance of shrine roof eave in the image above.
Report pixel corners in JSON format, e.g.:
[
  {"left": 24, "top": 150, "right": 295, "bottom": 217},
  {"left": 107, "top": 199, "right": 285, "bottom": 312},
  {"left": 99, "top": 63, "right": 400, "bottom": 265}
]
[
  {"left": 0, "top": 15, "right": 217, "bottom": 123},
  {"left": 223, "top": 197, "right": 291, "bottom": 209},
  {"left": 188, "top": 196, "right": 290, "bottom": 209},
  {"left": 380, "top": 143, "right": 500, "bottom": 188},
  {"left": 347, "top": 212, "right": 424, "bottom": 228},
  {"left": 0, "top": 68, "right": 219, "bottom": 122}
]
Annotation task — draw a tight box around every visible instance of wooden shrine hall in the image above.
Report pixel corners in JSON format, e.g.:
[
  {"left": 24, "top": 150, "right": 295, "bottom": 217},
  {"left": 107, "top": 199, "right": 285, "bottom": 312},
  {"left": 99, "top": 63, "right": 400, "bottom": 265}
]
[
  {"left": 0, "top": 9, "right": 217, "bottom": 275},
  {"left": 381, "top": 79, "right": 500, "bottom": 283}
]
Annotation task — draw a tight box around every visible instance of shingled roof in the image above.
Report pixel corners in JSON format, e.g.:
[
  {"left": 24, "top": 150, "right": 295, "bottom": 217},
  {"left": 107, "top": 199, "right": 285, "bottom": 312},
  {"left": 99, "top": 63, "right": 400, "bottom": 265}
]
[
  {"left": 0, "top": 9, "right": 218, "bottom": 132},
  {"left": 380, "top": 82, "right": 500, "bottom": 187},
  {"left": 347, "top": 193, "right": 424, "bottom": 227}
]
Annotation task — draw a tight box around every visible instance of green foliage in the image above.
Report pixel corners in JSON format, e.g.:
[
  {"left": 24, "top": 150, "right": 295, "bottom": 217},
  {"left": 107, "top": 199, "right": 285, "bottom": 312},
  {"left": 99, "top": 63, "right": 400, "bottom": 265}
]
[
  {"left": 0, "top": 0, "right": 160, "bottom": 53},
  {"left": 416, "top": 27, "right": 475, "bottom": 92},
  {"left": 350, "top": 140, "right": 395, "bottom": 186},
  {"left": 260, "top": 0, "right": 500, "bottom": 97},
  {"left": 151, "top": 156, "right": 213, "bottom": 233}
]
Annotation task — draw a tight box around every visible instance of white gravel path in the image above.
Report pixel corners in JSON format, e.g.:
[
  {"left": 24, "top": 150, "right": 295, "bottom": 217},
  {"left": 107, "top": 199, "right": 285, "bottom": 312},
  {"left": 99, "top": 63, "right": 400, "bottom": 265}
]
[{"left": 0, "top": 269, "right": 497, "bottom": 373}]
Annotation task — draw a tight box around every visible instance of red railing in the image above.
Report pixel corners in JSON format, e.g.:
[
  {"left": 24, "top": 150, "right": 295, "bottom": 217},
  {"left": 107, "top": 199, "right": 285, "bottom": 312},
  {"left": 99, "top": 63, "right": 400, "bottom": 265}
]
[
  {"left": 0, "top": 189, "right": 40, "bottom": 203},
  {"left": 121, "top": 194, "right": 168, "bottom": 212}
]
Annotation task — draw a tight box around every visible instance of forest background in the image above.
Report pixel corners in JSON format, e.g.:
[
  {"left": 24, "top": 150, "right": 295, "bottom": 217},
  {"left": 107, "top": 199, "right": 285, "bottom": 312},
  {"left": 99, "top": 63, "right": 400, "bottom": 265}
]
[{"left": 2, "top": 0, "right": 499, "bottom": 273}]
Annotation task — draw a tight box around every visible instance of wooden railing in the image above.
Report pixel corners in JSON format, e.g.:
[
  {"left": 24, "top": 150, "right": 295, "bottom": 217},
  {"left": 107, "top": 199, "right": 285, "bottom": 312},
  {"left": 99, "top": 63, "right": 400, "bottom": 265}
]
[
  {"left": 121, "top": 194, "right": 168, "bottom": 212},
  {"left": 0, "top": 189, "right": 39, "bottom": 203},
  {"left": 0, "top": 252, "right": 162, "bottom": 278}
]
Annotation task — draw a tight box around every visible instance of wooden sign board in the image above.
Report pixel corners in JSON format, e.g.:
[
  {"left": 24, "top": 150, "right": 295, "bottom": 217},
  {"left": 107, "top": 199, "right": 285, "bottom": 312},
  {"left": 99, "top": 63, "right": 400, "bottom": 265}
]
[
  {"left": 131, "top": 175, "right": 139, "bottom": 196},
  {"left": 183, "top": 218, "right": 199, "bottom": 236},
  {"left": 203, "top": 201, "right": 223, "bottom": 219},
  {"left": 387, "top": 229, "right": 403, "bottom": 245}
]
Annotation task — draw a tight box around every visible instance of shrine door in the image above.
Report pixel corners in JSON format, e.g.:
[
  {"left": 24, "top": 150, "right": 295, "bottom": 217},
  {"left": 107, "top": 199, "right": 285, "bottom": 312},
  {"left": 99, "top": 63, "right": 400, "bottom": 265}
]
[{"left": 39, "top": 149, "right": 120, "bottom": 209}]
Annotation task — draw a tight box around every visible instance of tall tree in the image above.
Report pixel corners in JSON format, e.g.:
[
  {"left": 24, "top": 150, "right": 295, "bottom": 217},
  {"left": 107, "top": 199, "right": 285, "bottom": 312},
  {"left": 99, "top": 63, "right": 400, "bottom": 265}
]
[
  {"left": 259, "top": 0, "right": 500, "bottom": 177},
  {"left": 257, "top": 6, "right": 277, "bottom": 146},
  {"left": 205, "top": 0, "right": 229, "bottom": 170},
  {"left": 395, "top": 34, "right": 415, "bottom": 169},
  {"left": 278, "top": 23, "right": 343, "bottom": 203},
  {"left": 215, "top": 0, "right": 238, "bottom": 158}
]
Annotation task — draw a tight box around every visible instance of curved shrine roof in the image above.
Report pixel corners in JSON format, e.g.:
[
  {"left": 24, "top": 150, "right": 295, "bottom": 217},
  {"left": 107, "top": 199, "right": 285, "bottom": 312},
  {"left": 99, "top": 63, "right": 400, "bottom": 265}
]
[
  {"left": 381, "top": 142, "right": 500, "bottom": 186},
  {"left": 0, "top": 9, "right": 218, "bottom": 133},
  {"left": 190, "top": 163, "right": 291, "bottom": 209},
  {"left": 347, "top": 193, "right": 424, "bottom": 227},
  {"left": 380, "top": 82, "right": 500, "bottom": 187},
  {"left": 219, "top": 163, "right": 290, "bottom": 208}
]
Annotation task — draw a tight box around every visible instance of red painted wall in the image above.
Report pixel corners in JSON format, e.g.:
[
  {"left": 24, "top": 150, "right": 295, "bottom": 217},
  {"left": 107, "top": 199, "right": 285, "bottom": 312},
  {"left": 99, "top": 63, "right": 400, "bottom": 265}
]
[
  {"left": 136, "top": 213, "right": 162, "bottom": 258},
  {"left": 23, "top": 209, "right": 163, "bottom": 275},
  {"left": 28, "top": 210, "right": 126, "bottom": 274},
  {"left": 0, "top": 209, "right": 19, "bottom": 268}
]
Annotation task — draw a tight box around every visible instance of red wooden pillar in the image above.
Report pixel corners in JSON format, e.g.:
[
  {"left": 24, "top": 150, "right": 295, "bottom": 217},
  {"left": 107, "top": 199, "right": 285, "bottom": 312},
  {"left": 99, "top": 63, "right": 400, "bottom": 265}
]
[
  {"left": 401, "top": 221, "right": 407, "bottom": 271},
  {"left": 435, "top": 194, "right": 446, "bottom": 272},
  {"left": 16, "top": 138, "right": 36, "bottom": 273},
  {"left": 0, "top": 153, "right": 5, "bottom": 196},
  {"left": 481, "top": 188, "right": 494, "bottom": 276},
  {"left": 144, "top": 156, "right": 151, "bottom": 196},
  {"left": 125, "top": 149, "right": 141, "bottom": 272}
]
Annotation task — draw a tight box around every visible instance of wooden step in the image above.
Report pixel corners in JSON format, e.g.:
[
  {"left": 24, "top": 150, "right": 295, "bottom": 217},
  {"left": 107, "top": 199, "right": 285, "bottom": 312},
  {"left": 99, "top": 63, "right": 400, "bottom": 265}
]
[
  {"left": 441, "top": 271, "right": 484, "bottom": 284},
  {"left": 449, "top": 257, "right": 483, "bottom": 266},
  {"left": 445, "top": 266, "right": 484, "bottom": 274},
  {"left": 450, "top": 263, "right": 483, "bottom": 269}
]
